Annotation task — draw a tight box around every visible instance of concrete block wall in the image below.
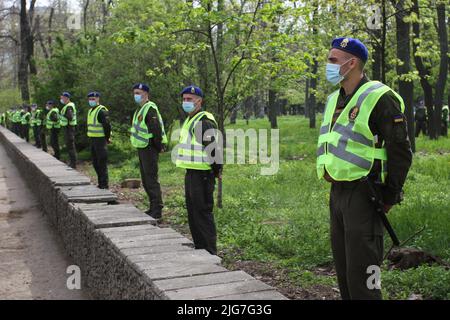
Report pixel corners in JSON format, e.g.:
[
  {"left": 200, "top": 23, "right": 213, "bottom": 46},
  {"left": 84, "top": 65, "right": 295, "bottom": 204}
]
[{"left": 0, "top": 126, "right": 287, "bottom": 300}]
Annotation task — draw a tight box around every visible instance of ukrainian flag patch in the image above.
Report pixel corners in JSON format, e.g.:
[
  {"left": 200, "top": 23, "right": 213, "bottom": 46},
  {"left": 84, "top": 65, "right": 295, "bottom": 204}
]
[{"left": 394, "top": 115, "right": 404, "bottom": 123}]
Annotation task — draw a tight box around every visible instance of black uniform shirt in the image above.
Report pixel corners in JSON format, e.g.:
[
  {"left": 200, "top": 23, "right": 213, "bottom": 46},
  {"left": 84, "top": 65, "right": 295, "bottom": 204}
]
[
  {"left": 49, "top": 109, "right": 59, "bottom": 122},
  {"left": 144, "top": 106, "right": 164, "bottom": 152},
  {"left": 96, "top": 109, "right": 112, "bottom": 141},
  {"left": 192, "top": 112, "right": 223, "bottom": 176},
  {"left": 332, "top": 75, "right": 413, "bottom": 205},
  {"left": 63, "top": 103, "right": 74, "bottom": 122},
  {"left": 37, "top": 109, "right": 45, "bottom": 122}
]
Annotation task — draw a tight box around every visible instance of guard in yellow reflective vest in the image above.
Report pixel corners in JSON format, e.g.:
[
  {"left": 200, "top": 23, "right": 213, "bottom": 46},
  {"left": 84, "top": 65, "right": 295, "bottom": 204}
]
[
  {"left": 87, "top": 91, "right": 111, "bottom": 189},
  {"left": 130, "top": 83, "right": 167, "bottom": 219},
  {"left": 5, "top": 109, "right": 12, "bottom": 130},
  {"left": 442, "top": 105, "right": 449, "bottom": 136},
  {"left": 12, "top": 107, "right": 22, "bottom": 136},
  {"left": 30, "top": 103, "right": 43, "bottom": 148},
  {"left": 414, "top": 100, "right": 427, "bottom": 137},
  {"left": 21, "top": 105, "right": 31, "bottom": 142},
  {"left": 317, "top": 37, "right": 413, "bottom": 300},
  {"left": 18, "top": 107, "right": 25, "bottom": 139},
  {"left": 60, "top": 91, "right": 77, "bottom": 168},
  {"left": 0, "top": 112, "right": 5, "bottom": 127},
  {"left": 46, "top": 100, "right": 61, "bottom": 160},
  {"left": 6, "top": 109, "right": 12, "bottom": 130},
  {"left": 175, "top": 85, "right": 222, "bottom": 255}
]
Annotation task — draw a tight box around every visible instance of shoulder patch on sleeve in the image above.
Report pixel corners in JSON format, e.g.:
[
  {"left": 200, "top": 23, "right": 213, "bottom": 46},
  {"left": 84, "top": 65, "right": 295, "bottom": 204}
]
[{"left": 393, "top": 115, "right": 404, "bottom": 123}]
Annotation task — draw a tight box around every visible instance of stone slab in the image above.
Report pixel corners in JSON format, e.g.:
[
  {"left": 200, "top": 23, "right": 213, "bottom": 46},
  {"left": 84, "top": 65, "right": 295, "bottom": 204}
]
[
  {"left": 162, "top": 279, "right": 272, "bottom": 300},
  {"left": 153, "top": 270, "right": 254, "bottom": 292}
]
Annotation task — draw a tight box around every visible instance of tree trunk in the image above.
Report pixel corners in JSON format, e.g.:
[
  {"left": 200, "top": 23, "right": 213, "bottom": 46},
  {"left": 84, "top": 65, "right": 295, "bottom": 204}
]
[
  {"left": 83, "top": 0, "right": 90, "bottom": 34},
  {"left": 412, "top": 0, "right": 434, "bottom": 140},
  {"left": 309, "top": 59, "right": 318, "bottom": 129},
  {"left": 309, "top": 6, "right": 318, "bottom": 129},
  {"left": 371, "top": 29, "right": 382, "bottom": 80},
  {"left": 36, "top": 16, "right": 49, "bottom": 59},
  {"left": 304, "top": 77, "right": 309, "bottom": 118},
  {"left": 48, "top": 7, "right": 54, "bottom": 57},
  {"left": 434, "top": 3, "right": 448, "bottom": 137},
  {"left": 394, "top": 0, "right": 415, "bottom": 151},
  {"left": 381, "top": 0, "right": 387, "bottom": 83},
  {"left": 230, "top": 106, "right": 238, "bottom": 124},
  {"left": 27, "top": 0, "right": 36, "bottom": 75},
  {"left": 268, "top": 89, "right": 278, "bottom": 128},
  {"left": 19, "top": 0, "right": 31, "bottom": 102},
  {"left": 216, "top": 0, "right": 224, "bottom": 209}
]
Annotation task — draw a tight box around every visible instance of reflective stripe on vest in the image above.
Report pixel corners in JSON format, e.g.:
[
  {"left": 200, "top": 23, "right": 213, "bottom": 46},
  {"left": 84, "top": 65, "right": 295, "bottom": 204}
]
[
  {"left": 31, "top": 110, "right": 43, "bottom": 126},
  {"left": 130, "top": 101, "right": 167, "bottom": 148},
  {"left": 46, "top": 108, "right": 61, "bottom": 129},
  {"left": 87, "top": 105, "right": 108, "bottom": 137},
  {"left": 21, "top": 112, "right": 31, "bottom": 125},
  {"left": 175, "top": 111, "right": 218, "bottom": 170},
  {"left": 316, "top": 81, "right": 405, "bottom": 182},
  {"left": 60, "top": 102, "right": 77, "bottom": 126},
  {"left": 12, "top": 111, "right": 21, "bottom": 123}
]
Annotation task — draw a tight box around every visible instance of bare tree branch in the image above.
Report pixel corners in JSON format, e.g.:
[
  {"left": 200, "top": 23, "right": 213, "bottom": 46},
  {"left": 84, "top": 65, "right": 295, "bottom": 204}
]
[{"left": 0, "top": 35, "right": 19, "bottom": 45}]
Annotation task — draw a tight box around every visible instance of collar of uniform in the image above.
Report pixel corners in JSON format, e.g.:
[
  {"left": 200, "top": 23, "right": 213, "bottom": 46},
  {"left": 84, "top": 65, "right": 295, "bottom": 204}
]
[
  {"left": 339, "top": 74, "right": 369, "bottom": 99},
  {"left": 337, "top": 75, "right": 369, "bottom": 109},
  {"left": 188, "top": 109, "right": 203, "bottom": 119}
]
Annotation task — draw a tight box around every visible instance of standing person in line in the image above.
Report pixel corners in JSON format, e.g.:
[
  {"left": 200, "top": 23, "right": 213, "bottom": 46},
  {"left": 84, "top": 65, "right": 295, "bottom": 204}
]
[
  {"left": 130, "top": 83, "right": 167, "bottom": 219},
  {"left": 59, "top": 92, "right": 78, "bottom": 168},
  {"left": 21, "top": 105, "right": 31, "bottom": 142},
  {"left": 175, "top": 85, "right": 222, "bottom": 255},
  {"left": 316, "top": 37, "right": 412, "bottom": 300},
  {"left": 30, "top": 103, "right": 44, "bottom": 148},
  {"left": 46, "top": 100, "right": 61, "bottom": 160},
  {"left": 86, "top": 91, "right": 112, "bottom": 189}
]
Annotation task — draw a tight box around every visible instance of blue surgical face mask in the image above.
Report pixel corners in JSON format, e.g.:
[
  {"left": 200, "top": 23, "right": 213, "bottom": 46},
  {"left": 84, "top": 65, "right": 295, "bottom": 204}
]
[
  {"left": 60, "top": 99, "right": 65, "bottom": 105},
  {"left": 134, "top": 94, "right": 142, "bottom": 104},
  {"left": 326, "top": 59, "right": 353, "bottom": 85},
  {"left": 182, "top": 101, "right": 195, "bottom": 113},
  {"left": 89, "top": 100, "right": 97, "bottom": 107}
]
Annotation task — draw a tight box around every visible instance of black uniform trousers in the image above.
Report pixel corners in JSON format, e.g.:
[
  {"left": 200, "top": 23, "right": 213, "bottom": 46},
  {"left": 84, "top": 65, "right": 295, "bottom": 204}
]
[
  {"left": 90, "top": 137, "right": 109, "bottom": 189},
  {"left": 13, "top": 123, "right": 20, "bottom": 136},
  {"left": 22, "top": 124, "right": 30, "bottom": 142},
  {"left": 442, "top": 120, "right": 448, "bottom": 137},
  {"left": 50, "top": 128, "right": 60, "bottom": 160},
  {"left": 33, "top": 125, "right": 42, "bottom": 148},
  {"left": 64, "top": 126, "right": 77, "bottom": 168},
  {"left": 40, "top": 127, "right": 47, "bottom": 152},
  {"left": 415, "top": 120, "right": 427, "bottom": 137},
  {"left": 185, "top": 169, "right": 217, "bottom": 255},
  {"left": 19, "top": 124, "right": 25, "bottom": 139},
  {"left": 330, "top": 180, "right": 384, "bottom": 300},
  {"left": 137, "top": 145, "right": 163, "bottom": 216}
]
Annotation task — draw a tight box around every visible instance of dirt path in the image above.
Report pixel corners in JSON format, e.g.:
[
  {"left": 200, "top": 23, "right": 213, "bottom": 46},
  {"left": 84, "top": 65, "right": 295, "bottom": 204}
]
[{"left": 0, "top": 142, "right": 89, "bottom": 300}]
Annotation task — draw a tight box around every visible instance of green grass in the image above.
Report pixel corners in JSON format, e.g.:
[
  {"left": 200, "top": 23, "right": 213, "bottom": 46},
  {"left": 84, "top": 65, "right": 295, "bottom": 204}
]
[{"left": 84, "top": 115, "right": 450, "bottom": 299}]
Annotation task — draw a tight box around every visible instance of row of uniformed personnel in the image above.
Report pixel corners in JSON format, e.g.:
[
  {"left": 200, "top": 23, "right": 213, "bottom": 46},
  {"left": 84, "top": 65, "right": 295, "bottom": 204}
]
[
  {"left": 0, "top": 84, "right": 221, "bottom": 259},
  {"left": 1, "top": 35, "right": 432, "bottom": 300}
]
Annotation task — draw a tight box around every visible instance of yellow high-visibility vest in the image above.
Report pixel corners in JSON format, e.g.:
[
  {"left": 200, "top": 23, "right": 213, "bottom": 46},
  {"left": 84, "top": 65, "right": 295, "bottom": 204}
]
[{"left": 317, "top": 81, "right": 405, "bottom": 182}]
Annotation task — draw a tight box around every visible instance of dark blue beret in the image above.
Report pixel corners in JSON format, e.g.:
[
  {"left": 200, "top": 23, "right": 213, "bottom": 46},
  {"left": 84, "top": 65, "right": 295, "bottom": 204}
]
[
  {"left": 133, "top": 83, "right": 150, "bottom": 93},
  {"left": 87, "top": 91, "right": 101, "bottom": 98},
  {"left": 331, "top": 37, "right": 368, "bottom": 63},
  {"left": 180, "top": 85, "right": 204, "bottom": 98},
  {"left": 62, "top": 92, "right": 71, "bottom": 98},
  {"left": 46, "top": 100, "right": 55, "bottom": 105}
]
